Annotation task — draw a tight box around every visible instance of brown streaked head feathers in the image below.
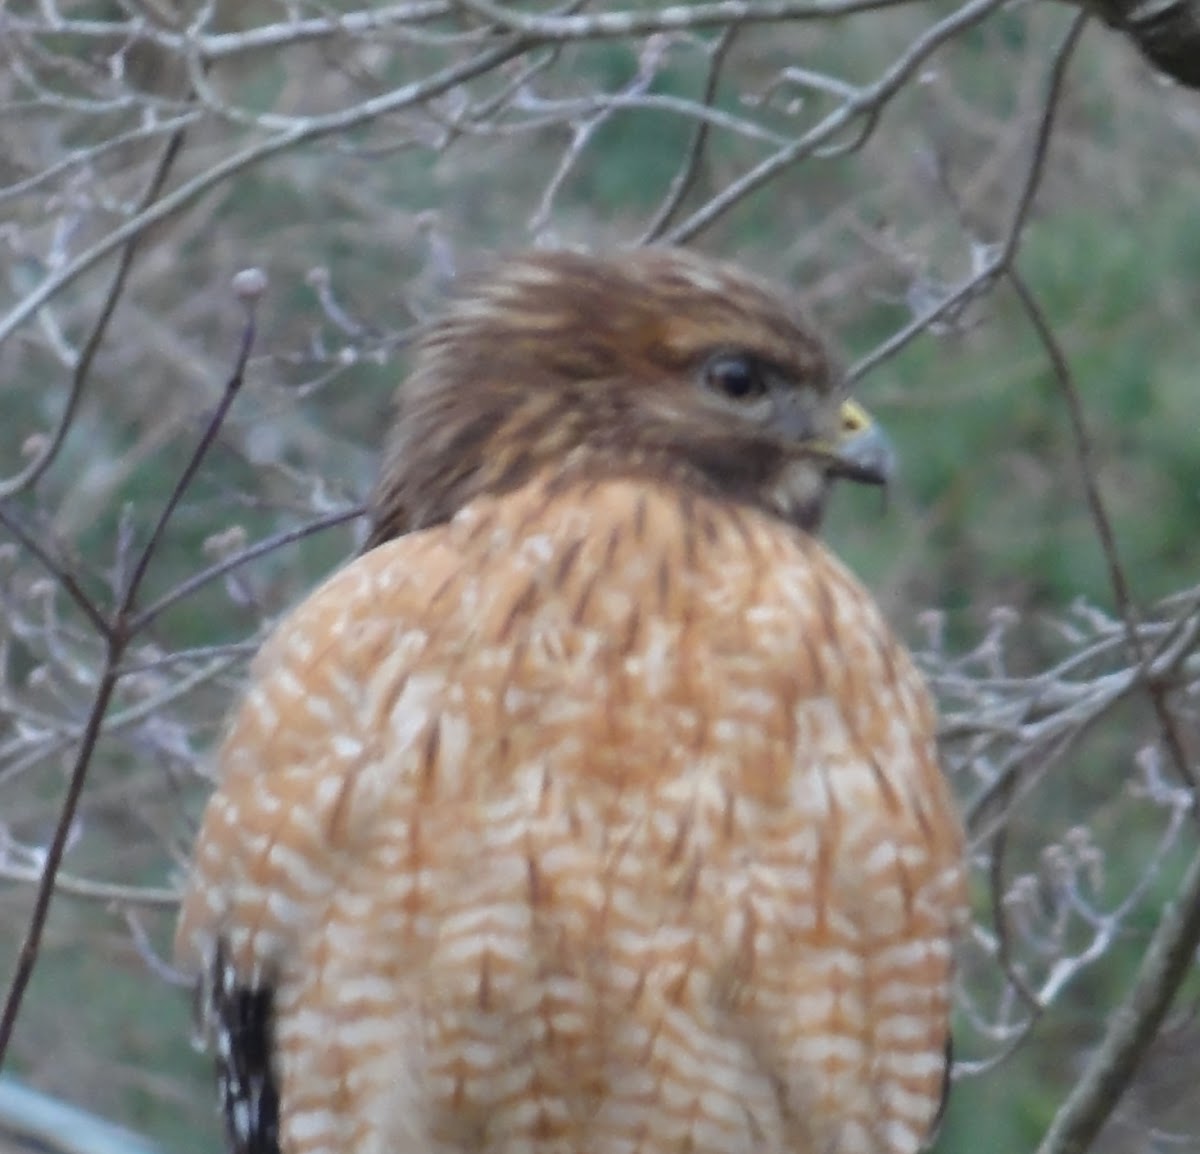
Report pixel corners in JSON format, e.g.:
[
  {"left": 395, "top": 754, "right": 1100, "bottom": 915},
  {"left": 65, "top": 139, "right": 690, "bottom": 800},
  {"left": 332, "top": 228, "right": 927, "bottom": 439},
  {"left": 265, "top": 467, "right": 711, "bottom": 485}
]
[{"left": 365, "top": 247, "right": 891, "bottom": 550}]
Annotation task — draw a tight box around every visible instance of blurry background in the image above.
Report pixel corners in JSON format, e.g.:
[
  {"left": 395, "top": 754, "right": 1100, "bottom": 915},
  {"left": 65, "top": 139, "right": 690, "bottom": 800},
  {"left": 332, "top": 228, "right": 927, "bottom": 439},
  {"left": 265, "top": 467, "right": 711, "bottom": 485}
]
[{"left": 1, "top": 2, "right": 1199, "bottom": 1152}]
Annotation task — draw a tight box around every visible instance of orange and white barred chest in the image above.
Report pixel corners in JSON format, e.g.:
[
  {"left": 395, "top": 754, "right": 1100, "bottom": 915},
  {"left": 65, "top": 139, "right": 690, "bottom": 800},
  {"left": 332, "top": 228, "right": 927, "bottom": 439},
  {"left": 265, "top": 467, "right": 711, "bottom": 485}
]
[{"left": 177, "top": 476, "right": 967, "bottom": 1154}]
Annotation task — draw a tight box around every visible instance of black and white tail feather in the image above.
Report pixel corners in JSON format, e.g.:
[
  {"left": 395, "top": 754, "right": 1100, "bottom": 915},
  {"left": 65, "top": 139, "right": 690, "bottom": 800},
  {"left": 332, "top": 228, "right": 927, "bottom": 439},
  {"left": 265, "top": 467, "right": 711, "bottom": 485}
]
[
  {"left": 930, "top": 1034, "right": 955, "bottom": 1144},
  {"left": 193, "top": 940, "right": 281, "bottom": 1154},
  {"left": 188, "top": 944, "right": 954, "bottom": 1154}
]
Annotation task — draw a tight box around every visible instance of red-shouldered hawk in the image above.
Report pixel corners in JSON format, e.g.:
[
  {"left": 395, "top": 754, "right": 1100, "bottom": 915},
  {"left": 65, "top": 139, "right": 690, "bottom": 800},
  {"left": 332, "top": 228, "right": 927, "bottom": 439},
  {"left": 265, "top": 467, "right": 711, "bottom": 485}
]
[{"left": 175, "top": 248, "right": 967, "bottom": 1154}]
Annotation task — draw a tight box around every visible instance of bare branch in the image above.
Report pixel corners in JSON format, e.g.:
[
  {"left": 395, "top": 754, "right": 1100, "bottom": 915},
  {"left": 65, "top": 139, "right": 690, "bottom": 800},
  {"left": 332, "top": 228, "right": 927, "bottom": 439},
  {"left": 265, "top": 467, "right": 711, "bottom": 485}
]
[
  {"left": 1035, "top": 841, "right": 1200, "bottom": 1154},
  {"left": 0, "top": 294, "right": 259, "bottom": 1070},
  {"left": 665, "top": 0, "right": 1012, "bottom": 244},
  {"left": 0, "top": 35, "right": 528, "bottom": 349},
  {"left": 0, "top": 119, "right": 192, "bottom": 501},
  {"left": 452, "top": 0, "right": 933, "bottom": 37},
  {"left": 849, "top": 9, "right": 1090, "bottom": 383},
  {"left": 1007, "top": 269, "right": 1198, "bottom": 800},
  {"left": 129, "top": 504, "right": 365, "bottom": 635}
]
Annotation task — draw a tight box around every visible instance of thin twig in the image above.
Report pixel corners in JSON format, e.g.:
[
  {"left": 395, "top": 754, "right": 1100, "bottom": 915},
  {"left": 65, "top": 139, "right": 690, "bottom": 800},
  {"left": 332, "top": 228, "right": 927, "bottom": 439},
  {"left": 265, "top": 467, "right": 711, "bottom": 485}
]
[
  {"left": 1007, "top": 269, "right": 1198, "bottom": 800},
  {"left": 453, "top": 0, "right": 928, "bottom": 38},
  {"left": 119, "top": 320, "right": 257, "bottom": 618},
  {"left": 0, "top": 124, "right": 191, "bottom": 500},
  {"left": 848, "top": 9, "right": 1090, "bottom": 383},
  {"left": 129, "top": 503, "right": 364, "bottom": 634},
  {"left": 0, "top": 305, "right": 259, "bottom": 1072},
  {"left": 664, "top": 0, "right": 1009, "bottom": 245},
  {"left": 1035, "top": 842, "right": 1200, "bottom": 1154},
  {"left": 639, "top": 28, "right": 737, "bottom": 243},
  {"left": 120, "top": 908, "right": 192, "bottom": 986},
  {"left": 0, "top": 36, "right": 528, "bottom": 350},
  {"left": 0, "top": 505, "right": 111, "bottom": 638},
  {"left": 0, "top": 863, "right": 179, "bottom": 908},
  {"left": 0, "top": 667, "right": 121, "bottom": 1067}
]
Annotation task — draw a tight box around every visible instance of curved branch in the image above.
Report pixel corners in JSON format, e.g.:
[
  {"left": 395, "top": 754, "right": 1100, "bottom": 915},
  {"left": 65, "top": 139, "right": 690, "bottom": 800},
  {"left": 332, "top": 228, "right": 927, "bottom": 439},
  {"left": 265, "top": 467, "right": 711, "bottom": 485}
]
[
  {"left": 1035, "top": 840, "right": 1200, "bottom": 1154},
  {"left": 0, "top": 122, "right": 191, "bottom": 501},
  {"left": 0, "top": 36, "right": 527, "bottom": 350}
]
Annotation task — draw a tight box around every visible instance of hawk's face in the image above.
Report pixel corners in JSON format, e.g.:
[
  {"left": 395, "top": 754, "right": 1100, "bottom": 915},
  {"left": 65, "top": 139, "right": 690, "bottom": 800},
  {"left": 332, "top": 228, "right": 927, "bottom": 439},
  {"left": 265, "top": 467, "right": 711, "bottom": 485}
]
[{"left": 368, "top": 248, "right": 893, "bottom": 548}]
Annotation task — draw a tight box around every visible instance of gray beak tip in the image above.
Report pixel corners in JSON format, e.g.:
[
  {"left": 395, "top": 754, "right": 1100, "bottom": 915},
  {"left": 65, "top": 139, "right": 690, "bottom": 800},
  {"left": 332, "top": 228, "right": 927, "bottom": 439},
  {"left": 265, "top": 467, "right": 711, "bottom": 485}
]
[{"left": 835, "top": 423, "right": 896, "bottom": 487}]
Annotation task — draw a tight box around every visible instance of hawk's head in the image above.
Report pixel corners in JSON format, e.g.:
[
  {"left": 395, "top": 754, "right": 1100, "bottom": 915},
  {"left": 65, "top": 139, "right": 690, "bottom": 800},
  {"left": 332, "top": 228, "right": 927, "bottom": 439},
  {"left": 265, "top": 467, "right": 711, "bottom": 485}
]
[{"left": 367, "top": 247, "right": 893, "bottom": 549}]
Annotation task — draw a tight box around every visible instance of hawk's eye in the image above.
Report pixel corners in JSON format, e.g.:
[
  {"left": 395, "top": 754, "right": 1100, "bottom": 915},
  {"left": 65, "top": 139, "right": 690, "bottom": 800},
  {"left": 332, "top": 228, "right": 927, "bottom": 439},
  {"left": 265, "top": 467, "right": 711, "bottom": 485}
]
[{"left": 703, "top": 354, "right": 768, "bottom": 403}]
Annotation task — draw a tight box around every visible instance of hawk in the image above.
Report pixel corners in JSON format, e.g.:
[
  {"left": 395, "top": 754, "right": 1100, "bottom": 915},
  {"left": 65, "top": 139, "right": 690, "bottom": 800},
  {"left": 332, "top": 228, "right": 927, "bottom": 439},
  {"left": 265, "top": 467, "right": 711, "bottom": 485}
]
[{"left": 175, "top": 247, "right": 967, "bottom": 1154}]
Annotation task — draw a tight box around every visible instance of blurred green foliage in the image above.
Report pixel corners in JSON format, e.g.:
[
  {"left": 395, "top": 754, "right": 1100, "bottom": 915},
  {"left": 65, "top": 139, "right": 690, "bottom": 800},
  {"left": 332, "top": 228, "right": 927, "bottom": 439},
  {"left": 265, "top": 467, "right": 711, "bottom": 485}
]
[{"left": 3, "top": 5, "right": 1200, "bottom": 1153}]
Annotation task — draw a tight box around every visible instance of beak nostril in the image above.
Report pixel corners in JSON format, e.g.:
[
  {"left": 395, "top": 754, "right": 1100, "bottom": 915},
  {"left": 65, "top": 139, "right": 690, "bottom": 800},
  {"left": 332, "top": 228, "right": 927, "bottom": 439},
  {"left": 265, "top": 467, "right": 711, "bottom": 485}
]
[{"left": 838, "top": 400, "right": 871, "bottom": 436}]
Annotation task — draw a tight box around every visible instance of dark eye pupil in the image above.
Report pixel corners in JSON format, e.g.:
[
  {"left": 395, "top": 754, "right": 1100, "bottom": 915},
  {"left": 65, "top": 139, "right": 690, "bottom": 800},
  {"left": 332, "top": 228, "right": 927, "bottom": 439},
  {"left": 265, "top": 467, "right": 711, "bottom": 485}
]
[{"left": 708, "top": 356, "right": 763, "bottom": 400}]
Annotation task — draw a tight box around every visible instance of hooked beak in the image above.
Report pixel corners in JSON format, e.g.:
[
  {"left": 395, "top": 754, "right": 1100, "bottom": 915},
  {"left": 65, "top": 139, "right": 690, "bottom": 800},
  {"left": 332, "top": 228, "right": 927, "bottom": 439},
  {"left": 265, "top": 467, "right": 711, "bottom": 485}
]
[{"left": 829, "top": 399, "right": 895, "bottom": 487}]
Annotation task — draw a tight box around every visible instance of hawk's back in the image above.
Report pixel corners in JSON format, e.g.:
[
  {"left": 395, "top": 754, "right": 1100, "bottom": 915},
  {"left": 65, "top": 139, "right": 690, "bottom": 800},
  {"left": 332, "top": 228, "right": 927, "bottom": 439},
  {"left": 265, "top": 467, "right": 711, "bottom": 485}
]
[{"left": 176, "top": 474, "right": 966, "bottom": 1154}]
